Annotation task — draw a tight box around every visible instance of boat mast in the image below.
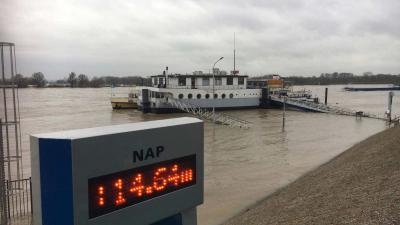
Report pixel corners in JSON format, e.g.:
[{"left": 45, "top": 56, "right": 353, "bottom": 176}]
[{"left": 233, "top": 32, "right": 236, "bottom": 74}]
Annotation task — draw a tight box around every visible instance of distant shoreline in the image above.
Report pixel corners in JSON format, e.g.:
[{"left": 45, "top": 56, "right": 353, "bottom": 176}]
[
  {"left": 223, "top": 125, "right": 400, "bottom": 225},
  {"left": 12, "top": 82, "right": 400, "bottom": 88}
]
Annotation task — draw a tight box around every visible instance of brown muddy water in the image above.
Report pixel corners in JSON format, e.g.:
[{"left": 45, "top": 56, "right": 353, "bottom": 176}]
[{"left": 4, "top": 85, "right": 399, "bottom": 225}]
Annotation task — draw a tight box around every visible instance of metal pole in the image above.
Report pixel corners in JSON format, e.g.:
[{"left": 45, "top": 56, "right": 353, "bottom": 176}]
[
  {"left": 13, "top": 45, "right": 24, "bottom": 178},
  {"left": 9, "top": 45, "right": 21, "bottom": 181},
  {"left": 212, "top": 57, "right": 223, "bottom": 123},
  {"left": 1, "top": 45, "right": 12, "bottom": 182},
  {"left": 233, "top": 33, "right": 236, "bottom": 73},
  {"left": 282, "top": 97, "right": 286, "bottom": 131},
  {"left": 324, "top": 87, "right": 328, "bottom": 105},
  {"left": 387, "top": 91, "right": 394, "bottom": 123},
  {"left": 0, "top": 119, "right": 8, "bottom": 225}
]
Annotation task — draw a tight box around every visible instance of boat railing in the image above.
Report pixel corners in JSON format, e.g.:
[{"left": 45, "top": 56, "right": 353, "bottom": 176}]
[
  {"left": 167, "top": 97, "right": 251, "bottom": 129},
  {"left": 156, "top": 85, "right": 247, "bottom": 90},
  {"left": 272, "top": 95, "right": 385, "bottom": 120}
]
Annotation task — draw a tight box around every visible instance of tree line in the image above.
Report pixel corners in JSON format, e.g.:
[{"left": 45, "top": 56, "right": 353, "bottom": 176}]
[
  {"left": 3, "top": 71, "right": 400, "bottom": 88},
  {"left": 254, "top": 72, "right": 400, "bottom": 85},
  {"left": 1, "top": 72, "right": 151, "bottom": 88}
]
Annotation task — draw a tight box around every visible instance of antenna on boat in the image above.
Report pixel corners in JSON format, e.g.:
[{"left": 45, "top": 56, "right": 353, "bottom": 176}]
[{"left": 233, "top": 32, "right": 236, "bottom": 74}]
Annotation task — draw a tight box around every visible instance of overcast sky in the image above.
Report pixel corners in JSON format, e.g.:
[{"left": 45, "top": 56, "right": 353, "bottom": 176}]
[{"left": 1, "top": 0, "right": 399, "bottom": 79}]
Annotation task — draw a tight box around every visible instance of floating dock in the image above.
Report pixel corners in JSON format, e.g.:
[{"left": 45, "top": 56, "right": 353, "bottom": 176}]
[
  {"left": 111, "top": 97, "right": 137, "bottom": 109},
  {"left": 270, "top": 95, "right": 385, "bottom": 120},
  {"left": 344, "top": 86, "right": 400, "bottom": 91}
]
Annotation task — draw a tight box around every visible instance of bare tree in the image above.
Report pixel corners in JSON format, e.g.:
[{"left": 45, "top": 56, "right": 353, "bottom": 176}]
[
  {"left": 89, "top": 77, "right": 105, "bottom": 88},
  {"left": 68, "top": 72, "right": 77, "bottom": 87},
  {"left": 77, "top": 74, "right": 90, "bottom": 87},
  {"left": 13, "top": 74, "right": 29, "bottom": 88},
  {"left": 31, "top": 72, "right": 46, "bottom": 87}
]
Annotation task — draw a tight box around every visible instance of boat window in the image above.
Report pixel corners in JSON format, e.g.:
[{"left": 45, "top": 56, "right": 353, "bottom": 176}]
[
  {"left": 178, "top": 94, "right": 184, "bottom": 99},
  {"left": 178, "top": 77, "right": 186, "bottom": 86},
  {"left": 214, "top": 93, "right": 218, "bottom": 99},
  {"left": 215, "top": 77, "right": 222, "bottom": 86},
  {"left": 154, "top": 78, "right": 158, "bottom": 85},
  {"left": 158, "top": 77, "right": 164, "bottom": 85},
  {"left": 227, "top": 77, "right": 233, "bottom": 85},
  {"left": 202, "top": 78, "right": 209, "bottom": 86},
  {"left": 188, "top": 93, "right": 193, "bottom": 99},
  {"left": 197, "top": 94, "right": 201, "bottom": 99},
  {"left": 222, "top": 94, "right": 226, "bottom": 99},
  {"left": 238, "top": 77, "right": 244, "bottom": 85},
  {"left": 229, "top": 93, "right": 234, "bottom": 98},
  {"left": 205, "top": 94, "right": 210, "bottom": 99}
]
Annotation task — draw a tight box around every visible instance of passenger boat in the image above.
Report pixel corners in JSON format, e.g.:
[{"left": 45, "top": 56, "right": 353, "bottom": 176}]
[
  {"left": 110, "top": 69, "right": 290, "bottom": 113},
  {"left": 137, "top": 70, "right": 263, "bottom": 113}
]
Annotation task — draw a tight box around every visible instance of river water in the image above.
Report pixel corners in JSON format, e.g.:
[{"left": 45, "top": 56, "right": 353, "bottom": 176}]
[{"left": 8, "top": 85, "right": 400, "bottom": 225}]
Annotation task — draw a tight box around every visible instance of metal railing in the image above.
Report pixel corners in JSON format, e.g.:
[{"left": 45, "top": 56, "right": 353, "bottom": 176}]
[
  {"left": 271, "top": 95, "right": 386, "bottom": 120},
  {"left": 167, "top": 97, "right": 251, "bottom": 129},
  {"left": 5, "top": 178, "right": 32, "bottom": 220},
  {"left": 154, "top": 84, "right": 247, "bottom": 90}
]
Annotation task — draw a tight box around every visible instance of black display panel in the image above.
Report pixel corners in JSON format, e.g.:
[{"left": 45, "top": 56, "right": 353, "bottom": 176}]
[{"left": 88, "top": 154, "right": 196, "bottom": 218}]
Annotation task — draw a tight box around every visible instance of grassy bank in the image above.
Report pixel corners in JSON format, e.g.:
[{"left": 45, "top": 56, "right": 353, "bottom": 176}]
[{"left": 223, "top": 126, "right": 400, "bottom": 225}]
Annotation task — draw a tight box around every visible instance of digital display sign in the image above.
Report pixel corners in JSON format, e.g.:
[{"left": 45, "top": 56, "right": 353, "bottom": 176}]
[{"left": 88, "top": 154, "right": 196, "bottom": 218}]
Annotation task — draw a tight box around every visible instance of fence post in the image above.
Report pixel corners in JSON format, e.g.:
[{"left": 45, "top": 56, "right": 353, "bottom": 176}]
[
  {"left": 29, "top": 177, "right": 33, "bottom": 216},
  {"left": 0, "top": 119, "right": 9, "bottom": 225}
]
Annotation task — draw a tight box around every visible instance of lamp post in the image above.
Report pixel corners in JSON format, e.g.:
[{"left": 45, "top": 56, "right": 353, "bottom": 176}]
[{"left": 212, "top": 57, "right": 224, "bottom": 122}]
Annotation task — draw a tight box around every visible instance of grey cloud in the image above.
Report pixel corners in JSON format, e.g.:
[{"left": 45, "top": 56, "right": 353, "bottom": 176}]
[{"left": 0, "top": 0, "right": 399, "bottom": 79}]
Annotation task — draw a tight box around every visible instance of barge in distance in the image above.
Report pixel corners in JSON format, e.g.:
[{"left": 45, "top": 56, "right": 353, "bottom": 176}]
[{"left": 344, "top": 85, "right": 400, "bottom": 91}]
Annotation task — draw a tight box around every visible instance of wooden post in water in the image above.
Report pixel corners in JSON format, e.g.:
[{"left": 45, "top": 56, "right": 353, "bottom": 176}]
[{"left": 324, "top": 88, "right": 328, "bottom": 105}]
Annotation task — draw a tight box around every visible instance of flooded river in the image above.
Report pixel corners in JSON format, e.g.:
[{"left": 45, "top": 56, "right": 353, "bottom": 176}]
[{"left": 8, "top": 85, "right": 399, "bottom": 225}]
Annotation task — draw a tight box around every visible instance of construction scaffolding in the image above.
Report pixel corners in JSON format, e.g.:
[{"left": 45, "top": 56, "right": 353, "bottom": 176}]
[{"left": 1, "top": 42, "right": 31, "bottom": 225}]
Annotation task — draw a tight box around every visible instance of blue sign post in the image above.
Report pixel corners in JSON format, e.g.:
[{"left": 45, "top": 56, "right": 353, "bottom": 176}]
[{"left": 31, "top": 117, "right": 204, "bottom": 225}]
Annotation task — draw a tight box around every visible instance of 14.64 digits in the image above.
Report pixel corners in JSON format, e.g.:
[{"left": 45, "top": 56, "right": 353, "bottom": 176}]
[{"left": 88, "top": 155, "right": 196, "bottom": 218}]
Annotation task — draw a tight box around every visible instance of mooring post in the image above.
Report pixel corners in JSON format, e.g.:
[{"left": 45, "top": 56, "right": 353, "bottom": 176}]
[
  {"left": 324, "top": 87, "right": 328, "bottom": 105},
  {"left": 387, "top": 91, "right": 394, "bottom": 123},
  {"left": 282, "top": 96, "right": 286, "bottom": 131}
]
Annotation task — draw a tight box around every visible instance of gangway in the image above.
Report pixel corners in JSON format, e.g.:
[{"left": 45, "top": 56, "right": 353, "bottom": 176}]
[
  {"left": 270, "top": 95, "right": 386, "bottom": 120},
  {"left": 167, "top": 97, "right": 251, "bottom": 129}
]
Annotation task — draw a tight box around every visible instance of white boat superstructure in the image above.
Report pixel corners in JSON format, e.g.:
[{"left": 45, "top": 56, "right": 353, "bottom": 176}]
[{"left": 138, "top": 71, "right": 262, "bottom": 113}]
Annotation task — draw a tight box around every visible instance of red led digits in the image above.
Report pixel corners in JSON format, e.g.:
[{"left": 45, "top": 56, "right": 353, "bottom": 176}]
[
  {"left": 114, "top": 179, "right": 126, "bottom": 205},
  {"left": 145, "top": 186, "right": 153, "bottom": 194},
  {"left": 98, "top": 186, "right": 105, "bottom": 206},
  {"left": 129, "top": 174, "right": 145, "bottom": 197},
  {"left": 89, "top": 155, "right": 196, "bottom": 218},
  {"left": 180, "top": 169, "right": 193, "bottom": 183},
  {"left": 167, "top": 164, "right": 180, "bottom": 186},
  {"left": 153, "top": 167, "right": 167, "bottom": 191}
]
